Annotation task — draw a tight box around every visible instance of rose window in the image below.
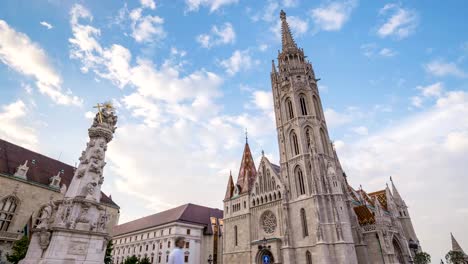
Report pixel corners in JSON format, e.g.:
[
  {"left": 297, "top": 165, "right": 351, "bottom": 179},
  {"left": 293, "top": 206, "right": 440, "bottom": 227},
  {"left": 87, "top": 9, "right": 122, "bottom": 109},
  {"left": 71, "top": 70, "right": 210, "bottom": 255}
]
[{"left": 261, "top": 210, "right": 277, "bottom": 234}]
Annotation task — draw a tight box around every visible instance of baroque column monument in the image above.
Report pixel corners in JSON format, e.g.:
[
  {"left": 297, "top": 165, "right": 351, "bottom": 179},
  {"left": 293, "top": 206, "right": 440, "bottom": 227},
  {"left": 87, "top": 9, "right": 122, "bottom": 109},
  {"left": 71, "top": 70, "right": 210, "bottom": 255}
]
[{"left": 21, "top": 103, "right": 117, "bottom": 264}]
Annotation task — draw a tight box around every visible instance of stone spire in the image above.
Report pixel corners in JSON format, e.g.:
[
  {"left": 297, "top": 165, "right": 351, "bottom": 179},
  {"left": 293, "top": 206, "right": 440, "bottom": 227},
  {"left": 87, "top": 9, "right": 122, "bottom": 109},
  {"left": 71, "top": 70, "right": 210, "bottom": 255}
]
[
  {"left": 451, "top": 233, "right": 466, "bottom": 254},
  {"left": 280, "top": 10, "right": 298, "bottom": 52},
  {"left": 224, "top": 171, "right": 234, "bottom": 200},
  {"left": 20, "top": 102, "right": 118, "bottom": 264},
  {"left": 390, "top": 176, "right": 405, "bottom": 206},
  {"left": 236, "top": 141, "right": 257, "bottom": 194}
]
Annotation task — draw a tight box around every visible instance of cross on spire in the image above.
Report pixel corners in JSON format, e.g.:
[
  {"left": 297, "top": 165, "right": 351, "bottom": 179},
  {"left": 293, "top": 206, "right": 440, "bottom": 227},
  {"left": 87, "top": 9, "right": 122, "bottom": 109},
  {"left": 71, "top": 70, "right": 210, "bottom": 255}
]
[{"left": 94, "top": 103, "right": 104, "bottom": 123}]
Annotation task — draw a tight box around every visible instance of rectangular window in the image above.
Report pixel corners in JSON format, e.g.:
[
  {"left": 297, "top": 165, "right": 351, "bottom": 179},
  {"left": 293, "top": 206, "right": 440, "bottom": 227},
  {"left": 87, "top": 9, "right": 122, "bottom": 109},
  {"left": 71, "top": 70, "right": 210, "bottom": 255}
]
[
  {"left": 169, "top": 228, "right": 172, "bottom": 234},
  {"left": 185, "top": 242, "right": 190, "bottom": 248},
  {"left": 166, "top": 255, "right": 169, "bottom": 262},
  {"left": 168, "top": 241, "right": 171, "bottom": 248},
  {"left": 184, "top": 255, "right": 189, "bottom": 263},
  {"left": 186, "top": 229, "right": 190, "bottom": 235},
  {"left": 158, "top": 256, "right": 161, "bottom": 263}
]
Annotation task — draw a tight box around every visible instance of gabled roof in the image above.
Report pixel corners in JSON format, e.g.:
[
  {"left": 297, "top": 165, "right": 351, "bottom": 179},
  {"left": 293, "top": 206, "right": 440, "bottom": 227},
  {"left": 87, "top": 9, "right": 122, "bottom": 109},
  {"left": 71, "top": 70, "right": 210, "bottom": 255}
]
[
  {"left": 236, "top": 142, "right": 257, "bottom": 194},
  {"left": 112, "top": 203, "right": 223, "bottom": 237},
  {"left": 451, "top": 233, "right": 466, "bottom": 254},
  {"left": 0, "top": 139, "right": 118, "bottom": 208}
]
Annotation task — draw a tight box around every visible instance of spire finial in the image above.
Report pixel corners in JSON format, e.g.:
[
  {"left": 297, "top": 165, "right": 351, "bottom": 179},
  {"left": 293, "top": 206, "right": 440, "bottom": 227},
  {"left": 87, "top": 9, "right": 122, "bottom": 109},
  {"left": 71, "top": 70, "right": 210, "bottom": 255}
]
[
  {"left": 262, "top": 150, "right": 265, "bottom": 156},
  {"left": 245, "top": 128, "right": 248, "bottom": 143},
  {"left": 280, "top": 9, "right": 298, "bottom": 51}
]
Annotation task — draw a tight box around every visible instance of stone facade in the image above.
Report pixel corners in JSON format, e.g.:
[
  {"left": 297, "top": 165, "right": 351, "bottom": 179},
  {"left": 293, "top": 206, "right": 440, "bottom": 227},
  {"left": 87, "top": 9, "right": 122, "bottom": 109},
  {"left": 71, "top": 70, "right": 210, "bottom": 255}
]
[
  {"left": 111, "top": 204, "right": 223, "bottom": 264},
  {"left": 222, "top": 10, "right": 421, "bottom": 264}
]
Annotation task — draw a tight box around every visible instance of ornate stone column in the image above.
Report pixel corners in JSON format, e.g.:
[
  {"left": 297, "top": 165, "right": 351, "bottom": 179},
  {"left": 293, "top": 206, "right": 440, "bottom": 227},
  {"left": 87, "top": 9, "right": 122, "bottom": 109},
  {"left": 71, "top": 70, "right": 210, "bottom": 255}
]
[{"left": 20, "top": 103, "right": 117, "bottom": 264}]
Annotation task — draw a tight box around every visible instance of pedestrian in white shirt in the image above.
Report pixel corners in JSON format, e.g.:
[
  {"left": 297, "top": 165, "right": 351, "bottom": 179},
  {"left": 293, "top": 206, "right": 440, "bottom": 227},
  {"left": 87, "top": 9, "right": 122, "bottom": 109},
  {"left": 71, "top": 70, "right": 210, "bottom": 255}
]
[{"left": 168, "top": 236, "right": 185, "bottom": 264}]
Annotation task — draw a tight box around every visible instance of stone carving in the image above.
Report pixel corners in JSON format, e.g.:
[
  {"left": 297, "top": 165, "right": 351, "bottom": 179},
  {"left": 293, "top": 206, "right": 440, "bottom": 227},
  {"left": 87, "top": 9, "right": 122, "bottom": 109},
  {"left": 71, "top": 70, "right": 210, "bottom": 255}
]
[
  {"left": 36, "top": 200, "right": 56, "bottom": 229},
  {"left": 97, "top": 210, "right": 109, "bottom": 232},
  {"left": 14, "top": 160, "right": 29, "bottom": 179},
  {"left": 76, "top": 205, "right": 90, "bottom": 224},
  {"left": 260, "top": 210, "right": 277, "bottom": 234},
  {"left": 38, "top": 229, "right": 51, "bottom": 251},
  {"left": 76, "top": 168, "right": 85, "bottom": 178},
  {"left": 68, "top": 241, "right": 88, "bottom": 255},
  {"left": 59, "top": 199, "right": 73, "bottom": 227},
  {"left": 316, "top": 224, "right": 324, "bottom": 241},
  {"left": 336, "top": 223, "right": 343, "bottom": 240},
  {"left": 82, "top": 181, "right": 97, "bottom": 196},
  {"left": 60, "top": 184, "right": 67, "bottom": 194}
]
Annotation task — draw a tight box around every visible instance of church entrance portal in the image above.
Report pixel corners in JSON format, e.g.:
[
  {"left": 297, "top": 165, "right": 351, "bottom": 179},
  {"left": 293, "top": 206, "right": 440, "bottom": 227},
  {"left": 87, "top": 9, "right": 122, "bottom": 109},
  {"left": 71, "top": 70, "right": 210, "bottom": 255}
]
[{"left": 256, "top": 249, "right": 275, "bottom": 264}]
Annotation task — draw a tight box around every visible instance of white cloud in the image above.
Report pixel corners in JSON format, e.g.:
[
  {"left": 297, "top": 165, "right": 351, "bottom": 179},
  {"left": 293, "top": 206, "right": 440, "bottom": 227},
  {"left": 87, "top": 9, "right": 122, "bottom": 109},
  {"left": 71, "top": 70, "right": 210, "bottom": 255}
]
[
  {"left": 220, "top": 50, "right": 259, "bottom": 76},
  {"left": 140, "top": 0, "right": 156, "bottom": 10},
  {"left": 377, "top": 4, "right": 418, "bottom": 39},
  {"left": 360, "top": 43, "right": 377, "bottom": 57},
  {"left": 336, "top": 90, "right": 468, "bottom": 261},
  {"left": 258, "top": 44, "right": 268, "bottom": 52},
  {"left": 310, "top": 0, "right": 357, "bottom": 31},
  {"left": 351, "top": 126, "right": 368, "bottom": 136},
  {"left": 324, "top": 108, "right": 353, "bottom": 127},
  {"left": 379, "top": 48, "right": 397, "bottom": 57},
  {"left": 40, "top": 21, "right": 53, "bottom": 29},
  {"left": 0, "top": 20, "right": 82, "bottom": 106},
  {"left": 411, "top": 96, "right": 423, "bottom": 108},
  {"left": 417, "top": 82, "right": 443, "bottom": 98},
  {"left": 0, "top": 100, "right": 38, "bottom": 149},
  {"left": 84, "top": 111, "right": 95, "bottom": 119},
  {"left": 129, "top": 8, "right": 165, "bottom": 43},
  {"left": 185, "top": 0, "right": 238, "bottom": 13},
  {"left": 252, "top": 90, "right": 273, "bottom": 113},
  {"left": 283, "top": 0, "right": 299, "bottom": 8},
  {"left": 424, "top": 60, "right": 466, "bottom": 78},
  {"left": 196, "top": 22, "right": 235, "bottom": 48}
]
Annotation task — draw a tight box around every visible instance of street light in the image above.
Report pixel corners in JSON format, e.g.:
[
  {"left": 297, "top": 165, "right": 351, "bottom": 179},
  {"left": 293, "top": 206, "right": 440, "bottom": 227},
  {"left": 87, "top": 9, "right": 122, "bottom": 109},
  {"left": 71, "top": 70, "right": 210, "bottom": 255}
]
[{"left": 207, "top": 254, "right": 213, "bottom": 264}]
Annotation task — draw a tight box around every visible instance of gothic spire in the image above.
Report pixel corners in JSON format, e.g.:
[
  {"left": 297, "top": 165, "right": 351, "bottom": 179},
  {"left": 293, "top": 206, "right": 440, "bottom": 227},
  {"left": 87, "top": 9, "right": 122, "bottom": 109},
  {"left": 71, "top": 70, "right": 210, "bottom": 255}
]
[
  {"left": 390, "top": 176, "right": 405, "bottom": 206},
  {"left": 224, "top": 171, "right": 234, "bottom": 200},
  {"left": 236, "top": 141, "right": 257, "bottom": 194},
  {"left": 451, "top": 233, "right": 466, "bottom": 254},
  {"left": 280, "top": 10, "right": 298, "bottom": 52}
]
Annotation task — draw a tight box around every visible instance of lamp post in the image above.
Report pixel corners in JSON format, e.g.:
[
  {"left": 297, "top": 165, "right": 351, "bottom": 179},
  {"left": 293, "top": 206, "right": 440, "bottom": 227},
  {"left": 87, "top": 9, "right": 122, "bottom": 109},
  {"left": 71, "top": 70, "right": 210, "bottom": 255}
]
[{"left": 207, "top": 254, "right": 213, "bottom": 264}]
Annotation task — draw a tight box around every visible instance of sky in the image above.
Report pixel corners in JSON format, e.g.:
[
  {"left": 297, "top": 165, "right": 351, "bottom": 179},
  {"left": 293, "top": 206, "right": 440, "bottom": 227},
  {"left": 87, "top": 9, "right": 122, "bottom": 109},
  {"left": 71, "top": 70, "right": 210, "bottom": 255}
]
[{"left": 0, "top": 0, "right": 467, "bottom": 262}]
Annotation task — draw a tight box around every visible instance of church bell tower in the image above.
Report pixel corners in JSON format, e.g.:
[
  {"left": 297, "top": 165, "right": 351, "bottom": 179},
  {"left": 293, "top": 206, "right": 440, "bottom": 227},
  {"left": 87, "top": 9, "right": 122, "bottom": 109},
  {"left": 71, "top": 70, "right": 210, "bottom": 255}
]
[{"left": 271, "top": 10, "right": 358, "bottom": 263}]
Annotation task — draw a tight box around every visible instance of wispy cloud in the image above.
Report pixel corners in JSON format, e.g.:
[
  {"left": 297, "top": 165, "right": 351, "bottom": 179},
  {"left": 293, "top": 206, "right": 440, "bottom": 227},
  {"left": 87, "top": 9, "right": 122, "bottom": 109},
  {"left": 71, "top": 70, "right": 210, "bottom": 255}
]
[
  {"left": 377, "top": 3, "right": 418, "bottom": 39},
  {"left": 0, "top": 100, "right": 38, "bottom": 149},
  {"left": 185, "top": 0, "right": 238, "bottom": 13},
  {"left": 220, "top": 49, "right": 259, "bottom": 76},
  {"left": 424, "top": 60, "right": 467, "bottom": 78},
  {"left": 196, "top": 22, "right": 235, "bottom": 48},
  {"left": 310, "top": 0, "right": 357, "bottom": 32},
  {"left": 40, "top": 21, "right": 53, "bottom": 29},
  {"left": 0, "top": 20, "right": 82, "bottom": 106}
]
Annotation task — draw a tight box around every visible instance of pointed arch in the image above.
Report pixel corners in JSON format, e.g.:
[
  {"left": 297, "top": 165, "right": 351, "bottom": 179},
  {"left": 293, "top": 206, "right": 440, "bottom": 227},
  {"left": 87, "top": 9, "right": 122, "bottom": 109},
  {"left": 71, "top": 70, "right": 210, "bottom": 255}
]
[
  {"left": 306, "top": 250, "right": 312, "bottom": 264},
  {"left": 300, "top": 208, "right": 309, "bottom": 237},
  {"left": 305, "top": 127, "right": 312, "bottom": 150},
  {"left": 266, "top": 170, "right": 271, "bottom": 191},
  {"left": 320, "top": 128, "right": 329, "bottom": 156},
  {"left": 295, "top": 166, "right": 306, "bottom": 195},
  {"left": 299, "top": 95, "right": 308, "bottom": 116},
  {"left": 286, "top": 98, "right": 294, "bottom": 120},
  {"left": 291, "top": 130, "right": 300, "bottom": 156},
  {"left": 0, "top": 195, "right": 19, "bottom": 231},
  {"left": 312, "top": 95, "right": 321, "bottom": 118}
]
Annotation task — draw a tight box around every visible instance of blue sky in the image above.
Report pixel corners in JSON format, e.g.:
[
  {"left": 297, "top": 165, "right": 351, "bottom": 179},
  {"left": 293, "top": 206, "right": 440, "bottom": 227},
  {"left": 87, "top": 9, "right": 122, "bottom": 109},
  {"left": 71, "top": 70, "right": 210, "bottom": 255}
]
[{"left": 0, "top": 0, "right": 467, "bottom": 262}]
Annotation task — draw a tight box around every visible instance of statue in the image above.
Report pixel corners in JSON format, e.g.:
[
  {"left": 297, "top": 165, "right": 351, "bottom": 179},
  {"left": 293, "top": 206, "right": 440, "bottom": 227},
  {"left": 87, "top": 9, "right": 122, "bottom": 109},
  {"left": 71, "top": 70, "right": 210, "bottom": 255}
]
[{"left": 36, "top": 200, "right": 56, "bottom": 229}]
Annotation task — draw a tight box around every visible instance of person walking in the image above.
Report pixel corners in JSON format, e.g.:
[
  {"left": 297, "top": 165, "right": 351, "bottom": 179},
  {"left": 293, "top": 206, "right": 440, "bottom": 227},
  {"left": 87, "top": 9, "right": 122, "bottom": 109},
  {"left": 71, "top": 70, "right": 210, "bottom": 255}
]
[{"left": 168, "top": 236, "right": 185, "bottom": 264}]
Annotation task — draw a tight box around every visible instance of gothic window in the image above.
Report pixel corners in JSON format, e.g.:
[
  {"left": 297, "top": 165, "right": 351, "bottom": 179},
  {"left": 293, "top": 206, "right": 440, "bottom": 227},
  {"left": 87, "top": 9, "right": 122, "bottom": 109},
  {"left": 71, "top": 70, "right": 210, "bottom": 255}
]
[
  {"left": 313, "top": 95, "right": 321, "bottom": 118},
  {"left": 306, "top": 250, "right": 312, "bottom": 264},
  {"left": 297, "top": 168, "right": 306, "bottom": 195},
  {"left": 259, "top": 175, "right": 263, "bottom": 193},
  {"left": 186, "top": 229, "right": 190, "bottom": 235},
  {"left": 300, "top": 208, "right": 309, "bottom": 237},
  {"left": 286, "top": 98, "right": 294, "bottom": 120},
  {"left": 272, "top": 178, "right": 276, "bottom": 190},
  {"left": 266, "top": 170, "right": 271, "bottom": 191},
  {"left": 256, "top": 183, "right": 259, "bottom": 194},
  {"left": 320, "top": 128, "right": 329, "bottom": 156},
  {"left": 291, "top": 131, "right": 300, "bottom": 156},
  {"left": 300, "top": 96, "right": 308, "bottom": 115},
  {"left": 0, "top": 196, "right": 19, "bottom": 231},
  {"left": 234, "top": 225, "right": 238, "bottom": 246},
  {"left": 168, "top": 241, "right": 171, "bottom": 248},
  {"left": 253, "top": 200, "right": 256, "bottom": 206},
  {"left": 305, "top": 128, "right": 312, "bottom": 149}
]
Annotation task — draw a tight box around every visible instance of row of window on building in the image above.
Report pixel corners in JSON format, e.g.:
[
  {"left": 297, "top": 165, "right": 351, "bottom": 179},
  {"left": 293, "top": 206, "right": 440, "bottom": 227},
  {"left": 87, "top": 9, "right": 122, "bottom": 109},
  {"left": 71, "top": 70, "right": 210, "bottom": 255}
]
[
  {"left": 114, "top": 254, "right": 190, "bottom": 264},
  {"left": 115, "top": 228, "right": 191, "bottom": 245},
  {"left": 115, "top": 240, "right": 190, "bottom": 256}
]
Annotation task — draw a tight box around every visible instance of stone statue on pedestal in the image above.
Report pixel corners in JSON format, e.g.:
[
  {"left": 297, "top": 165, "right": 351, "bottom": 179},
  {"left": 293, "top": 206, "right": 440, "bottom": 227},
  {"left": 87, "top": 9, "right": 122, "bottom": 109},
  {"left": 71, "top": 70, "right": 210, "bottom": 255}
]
[{"left": 20, "top": 102, "right": 117, "bottom": 264}]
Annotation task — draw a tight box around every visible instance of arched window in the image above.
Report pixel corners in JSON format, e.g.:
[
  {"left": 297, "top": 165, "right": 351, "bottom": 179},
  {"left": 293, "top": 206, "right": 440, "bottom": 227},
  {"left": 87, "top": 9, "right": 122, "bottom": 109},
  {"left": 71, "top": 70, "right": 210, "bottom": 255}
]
[
  {"left": 234, "top": 226, "right": 238, "bottom": 246},
  {"left": 259, "top": 175, "right": 263, "bottom": 193},
  {"left": 255, "top": 183, "right": 259, "bottom": 194},
  {"left": 320, "top": 128, "right": 329, "bottom": 156},
  {"left": 300, "top": 208, "right": 309, "bottom": 237},
  {"left": 0, "top": 196, "right": 19, "bottom": 231},
  {"left": 300, "top": 96, "right": 308, "bottom": 115},
  {"left": 272, "top": 178, "right": 276, "bottom": 190},
  {"left": 296, "top": 167, "right": 306, "bottom": 195},
  {"left": 306, "top": 250, "right": 312, "bottom": 264},
  {"left": 305, "top": 128, "right": 312, "bottom": 149},
  {"left": 266, "top": 170, "right": 271, "bottom": 191},
  {"left": 313, "top": 96, "right": 321, "bottom": 118},
  {"left": 286, "top": 98, "right": 294, "bottom": 120},
  {"left": 291, "top": 131, "right": 300, "bottom": 156}
]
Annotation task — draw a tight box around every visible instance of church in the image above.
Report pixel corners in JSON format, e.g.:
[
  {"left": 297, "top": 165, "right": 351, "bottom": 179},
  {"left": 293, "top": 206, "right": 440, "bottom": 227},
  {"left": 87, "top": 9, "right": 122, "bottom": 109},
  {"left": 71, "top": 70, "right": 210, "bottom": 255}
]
[{"left": 222, "top": 11, "right": 420, "bottom": 264}]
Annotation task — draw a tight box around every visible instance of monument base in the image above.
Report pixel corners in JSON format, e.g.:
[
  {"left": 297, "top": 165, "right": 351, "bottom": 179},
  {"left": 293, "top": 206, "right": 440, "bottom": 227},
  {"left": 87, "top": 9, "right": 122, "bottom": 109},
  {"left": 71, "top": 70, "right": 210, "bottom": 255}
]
[{"left": 20, "top": 229, "right": 108, "bottom": 264}]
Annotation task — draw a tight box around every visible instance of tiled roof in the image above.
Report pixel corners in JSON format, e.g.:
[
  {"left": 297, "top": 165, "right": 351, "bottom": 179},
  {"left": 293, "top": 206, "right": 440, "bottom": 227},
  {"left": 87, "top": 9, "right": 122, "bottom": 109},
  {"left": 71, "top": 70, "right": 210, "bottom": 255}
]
[
  {"left": 112, "top": 203, "right": 223, "bottom": 237},
  {"left": 368, "top": 190, "right": 388, "bottom": 210},
  {"left": 0, "top": 139, "right": 118, "bottom": 208},
  {"left": 271, "top": 163, "right": 280, "bottom": 175},
  {"left": 236, "top": 143, "right": 257, "bottom": 194}
]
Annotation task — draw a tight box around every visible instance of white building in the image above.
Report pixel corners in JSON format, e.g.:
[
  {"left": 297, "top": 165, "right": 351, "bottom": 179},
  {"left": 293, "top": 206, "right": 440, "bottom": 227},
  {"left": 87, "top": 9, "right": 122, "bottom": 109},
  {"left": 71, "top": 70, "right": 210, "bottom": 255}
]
[{"left": 111, "top": 203, "right": 223, "bottom": 264}]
